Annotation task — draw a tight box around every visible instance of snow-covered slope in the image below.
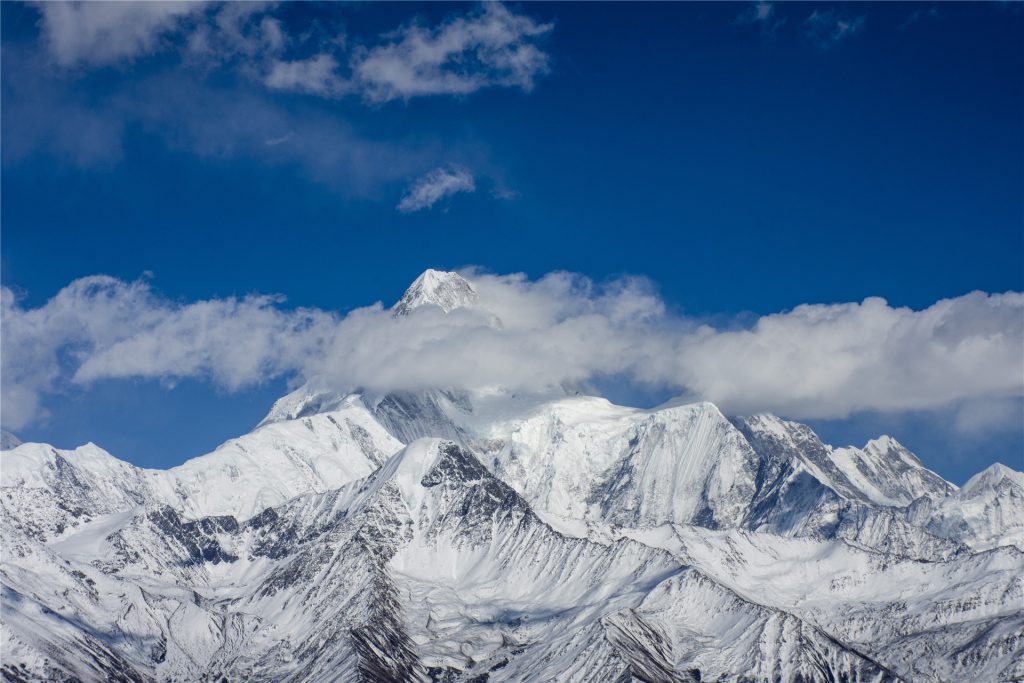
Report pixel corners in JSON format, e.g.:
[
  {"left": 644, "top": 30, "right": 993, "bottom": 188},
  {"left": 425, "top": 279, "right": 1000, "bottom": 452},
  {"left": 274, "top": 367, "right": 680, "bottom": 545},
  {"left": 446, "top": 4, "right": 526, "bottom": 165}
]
[
  {"left": 734, "top": 414, "right": 952, "bottom": 508},
  {"left": 2, "top": 439, "right": 923, "bottom": 682},
  {"left": 391, "top": 269, "right": 479, "bottom": 316},
  {"left": 4, "top": 402, "right": 1021, "bottom": 681},
  {"left": 830, "top": 435, "right": 955, "bottom": 506},
  {"left": 910, "top": 462, "right": 1024, "bottom": 551},
  {"left": 485, "top": 398, "right": 763, "bottom": 529},
  {"left": 164, "top": 400, "right": 400, "bottom": 520},
  {"left": 626, "top": 524, "right": 1024, "bottom": 682},
  {"left": 2, "top": 269, "right": 1021, "bottom": 681},
  {"left": 1, "top": 442, "right": 156, "bottom": 542},
  {"left": 1, "top": 397, "right": 400, "bottom": 535}
]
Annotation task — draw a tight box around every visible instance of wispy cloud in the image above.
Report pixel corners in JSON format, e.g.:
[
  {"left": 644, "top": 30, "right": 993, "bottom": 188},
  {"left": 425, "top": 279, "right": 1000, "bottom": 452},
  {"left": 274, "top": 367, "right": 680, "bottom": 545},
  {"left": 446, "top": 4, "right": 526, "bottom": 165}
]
[
  {"left": 264, "top": 54, "right": 348, "bottom": 97},
  {"left": 33, "top": 2, "right": 291, "bottom": 69},
  {"left": 31, "top": 2, "right": 553, "bottom": 104},
  {"left": 264, "top": 131, "right": 296, "bottom": 147},
  {"left": 736, "top": 2, "right": 786, "bottom": 36},
  {"left": 263, "top": 4, "right": 552, "bottom": 103},
  {"left": 899, "top": 7, "right": 940, "bottom": 30},
  {"left": 1, "top": 57, "right": 428, "bottom": 194},
  {"left": 4, "top": 272, "right": 1022, "bottom": 433},
  {"left": 803, "top": 9, "right": 865, "bottom": 49},
  {"left": 352, "top": 3, "right": 553, "bottom": 103},
  {"left": 33, "top": 1, "right": 209, "bottom": 66},
  {"left": 397, "top": 166, "right": 476, "bottom": 213},
  {"left": 16, "top": 3, "right": 550, "bottom": 207},
  {"left": 492, "top": 187, "right": 519, "bottom": 201}
]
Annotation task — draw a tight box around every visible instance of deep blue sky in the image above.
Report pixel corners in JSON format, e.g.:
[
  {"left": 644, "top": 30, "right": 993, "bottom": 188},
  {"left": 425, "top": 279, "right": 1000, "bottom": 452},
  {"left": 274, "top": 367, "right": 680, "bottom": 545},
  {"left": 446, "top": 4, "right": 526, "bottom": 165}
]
[{"left": 2, "top": 2, "right": 1022, "bottom": 482}]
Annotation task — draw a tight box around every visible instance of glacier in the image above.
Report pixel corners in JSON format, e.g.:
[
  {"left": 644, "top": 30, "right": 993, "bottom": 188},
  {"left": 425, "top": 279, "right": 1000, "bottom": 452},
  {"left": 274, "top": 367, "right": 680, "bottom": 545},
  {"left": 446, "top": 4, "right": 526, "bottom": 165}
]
[{"left": 1, "top": 270, "right": 1021, "bottom": 682}]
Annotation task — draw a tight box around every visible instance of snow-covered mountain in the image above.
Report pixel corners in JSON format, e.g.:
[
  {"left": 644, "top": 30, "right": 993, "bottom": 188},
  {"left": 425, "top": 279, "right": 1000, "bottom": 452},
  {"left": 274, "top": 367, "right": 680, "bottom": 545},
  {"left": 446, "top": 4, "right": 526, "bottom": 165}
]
[
  {"left": 2, "top": 270, "right": 1022, "bottom": 682},
  {"left": 391, "top": 268, "right": 479, "bottom": 317}
]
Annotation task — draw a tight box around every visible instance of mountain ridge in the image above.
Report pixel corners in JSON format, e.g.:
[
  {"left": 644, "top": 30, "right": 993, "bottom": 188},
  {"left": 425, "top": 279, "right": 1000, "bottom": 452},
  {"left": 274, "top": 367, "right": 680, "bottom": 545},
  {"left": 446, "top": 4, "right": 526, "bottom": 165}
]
[{"left": 2, "top": 268, "right": 1021, "bottom": 682}]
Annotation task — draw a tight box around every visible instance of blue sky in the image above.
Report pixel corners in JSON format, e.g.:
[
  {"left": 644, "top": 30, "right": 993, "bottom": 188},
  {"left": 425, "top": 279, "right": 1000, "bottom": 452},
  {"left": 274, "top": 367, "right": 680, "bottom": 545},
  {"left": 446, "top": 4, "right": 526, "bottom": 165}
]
[{"left": 2, "top": 2, "right": 1022, "bottom": 482}]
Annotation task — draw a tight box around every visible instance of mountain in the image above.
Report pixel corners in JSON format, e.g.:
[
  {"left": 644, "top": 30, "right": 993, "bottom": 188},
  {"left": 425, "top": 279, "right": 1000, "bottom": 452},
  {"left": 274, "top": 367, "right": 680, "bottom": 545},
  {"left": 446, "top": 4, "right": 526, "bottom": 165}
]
[
  {"left": 910, "top": 462, "right": 1024, "bottom": 552},
  {"left": 391, "top": 269, "right": 479, "bottom": 317},
  {"left": 2, "top": 269, "right": 1022, "bottom": 682}
]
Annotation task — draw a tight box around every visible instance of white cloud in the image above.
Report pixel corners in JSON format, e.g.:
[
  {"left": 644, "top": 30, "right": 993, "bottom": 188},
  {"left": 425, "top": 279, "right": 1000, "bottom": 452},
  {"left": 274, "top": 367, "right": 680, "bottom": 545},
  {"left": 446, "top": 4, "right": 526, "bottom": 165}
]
[
  {"left": 899, "top": 8, "right": 940, "bottom": 31},
  {"left": 0, "top": 276, "right": 337, "bottom": 430},
  {"left": 351, "top": 3, "right": 553, "bottom": 103},
  {"left": 3, "top": 272, "right": 1022, "bottom": 433},
  {"left": 186, "top": 4, "right": 285, "bottom": 62},
  {"left": 264, "top": 131, "right": 296, "bottom": 147},
  {"left": 737, "top": 2, "right": 785, "bottom": 35},
  {"left": 803, "top": 10, "right": 865, "bottom": 49},
  {"left": 31, "top": 2, "right": 552, "bottom": 104},
  {"left": 34, "top": 1, "right": 209, "bottom": 66},
  {"left": 668, "top": 292, "right": 1024, "bottom": 419},
  {"left": 16, "top": 3, "right": 546, "bottom": 206},
  {"left": 3, "top": 59, "right": 429, "bottom": 194},
  {"left": 34, "top": 2, "right": 286, "bottom": 68},
  {"left": 397, "top": 167, "right": 476, "bottom": 213},
  {"left": 264, "top": 54, "right": 348, "bottom": 97},
  {"left": 954, "top": 398, "right": 1021, "bottom": 434}
]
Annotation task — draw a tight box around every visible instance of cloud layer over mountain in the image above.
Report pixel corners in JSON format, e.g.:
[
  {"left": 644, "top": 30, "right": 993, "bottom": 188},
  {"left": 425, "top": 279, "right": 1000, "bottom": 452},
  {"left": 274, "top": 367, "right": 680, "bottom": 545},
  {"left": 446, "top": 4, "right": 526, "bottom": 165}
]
[{"left": 3, "top": 271, "right": 1021, "bottom": 432}]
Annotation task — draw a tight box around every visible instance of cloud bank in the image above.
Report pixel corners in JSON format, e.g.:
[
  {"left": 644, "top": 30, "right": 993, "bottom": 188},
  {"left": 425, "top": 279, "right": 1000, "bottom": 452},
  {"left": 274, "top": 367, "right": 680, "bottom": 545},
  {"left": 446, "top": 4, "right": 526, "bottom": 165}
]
[{"left": 3, "top": 271, "right": 1021, "bottom": 432}]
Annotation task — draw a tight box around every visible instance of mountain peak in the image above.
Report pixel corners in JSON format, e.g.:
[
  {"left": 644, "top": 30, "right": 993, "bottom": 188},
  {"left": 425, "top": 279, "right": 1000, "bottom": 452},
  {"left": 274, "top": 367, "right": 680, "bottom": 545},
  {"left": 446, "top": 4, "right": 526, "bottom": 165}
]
[
  {"left": 962, "top": 462, "right": 1024, "bottom": 496},
  {"left": 391, "top": 269, "right": 478, "bottom": 317},
  {"left": 863, "top": 435, "right": 920, "bottom": 464}
]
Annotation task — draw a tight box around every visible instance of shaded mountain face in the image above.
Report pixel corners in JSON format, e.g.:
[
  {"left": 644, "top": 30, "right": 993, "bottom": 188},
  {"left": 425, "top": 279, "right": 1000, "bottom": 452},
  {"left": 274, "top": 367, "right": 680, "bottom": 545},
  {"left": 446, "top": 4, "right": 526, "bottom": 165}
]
[{"left": 2, "top": 270, "right": 1022, "bottom": 682}]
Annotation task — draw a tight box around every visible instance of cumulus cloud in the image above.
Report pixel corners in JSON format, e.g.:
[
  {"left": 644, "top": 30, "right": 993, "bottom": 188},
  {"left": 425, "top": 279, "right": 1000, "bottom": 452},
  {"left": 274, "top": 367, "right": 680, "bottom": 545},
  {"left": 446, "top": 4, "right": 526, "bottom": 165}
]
[
  {"left": 803, "top": 10, "right": 865, "bottom": 49},
  {"left": 3, "top": 271, "right": 1022, "bottom": 432},
  {"left": 397, "top": 167, "right": 476, "bottom": 213},
  {"left": 0, "top": 276, "right": 337, "bottom": 430},
  {"left": 669, "top": 292, "right": 1024, "bottom": 419}
]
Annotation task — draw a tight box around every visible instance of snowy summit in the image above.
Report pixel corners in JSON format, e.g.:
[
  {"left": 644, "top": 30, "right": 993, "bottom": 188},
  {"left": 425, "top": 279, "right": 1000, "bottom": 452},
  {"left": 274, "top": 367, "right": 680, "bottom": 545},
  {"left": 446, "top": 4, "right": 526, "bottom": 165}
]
[{"left": 391, "top": 269, "right": 479, "bottom": 317}]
